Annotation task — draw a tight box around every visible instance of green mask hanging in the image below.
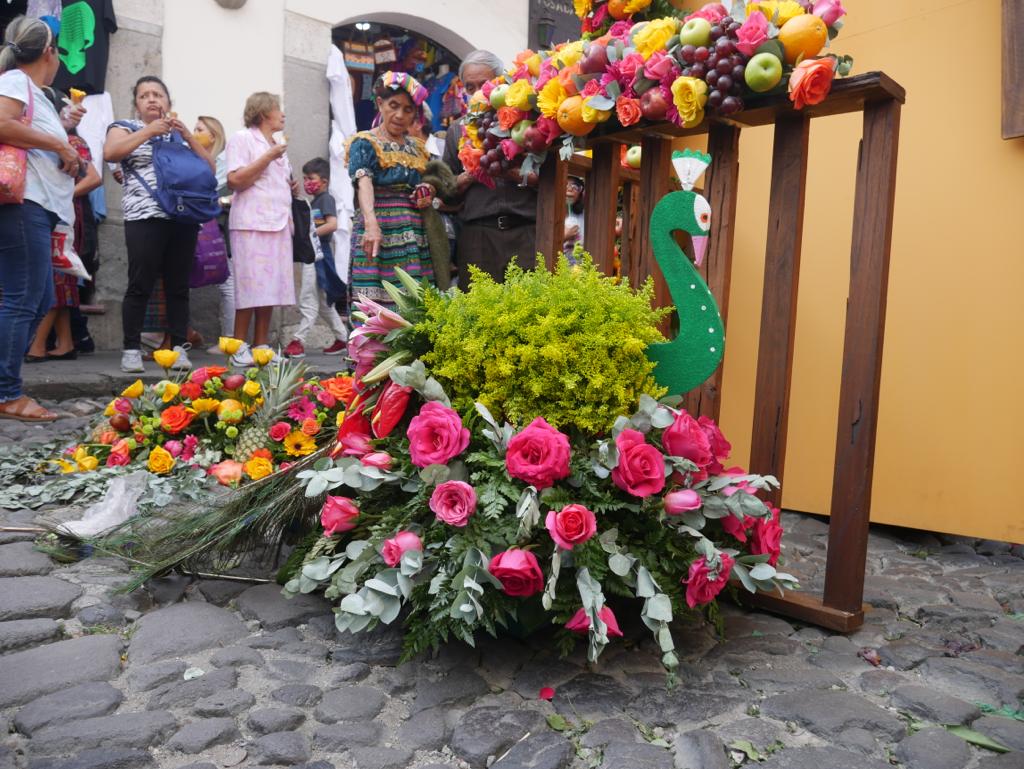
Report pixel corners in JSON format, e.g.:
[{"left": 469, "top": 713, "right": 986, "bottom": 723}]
[{"left": 58, "top": 1, "right": 97, "bottom": 76}]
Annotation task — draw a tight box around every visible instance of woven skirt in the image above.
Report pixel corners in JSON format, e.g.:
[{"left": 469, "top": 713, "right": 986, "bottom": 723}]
[{"left": 350, "top": 189, "right": 433, "bottom": 307}]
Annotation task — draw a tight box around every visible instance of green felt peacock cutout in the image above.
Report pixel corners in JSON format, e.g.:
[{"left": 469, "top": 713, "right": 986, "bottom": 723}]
[{"left": 645, "top": 149, "right": 725, "bottom": 396}]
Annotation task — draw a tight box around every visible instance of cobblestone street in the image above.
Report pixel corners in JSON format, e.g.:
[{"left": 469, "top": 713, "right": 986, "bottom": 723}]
[{"left": 1, "top": 407, "right": 1022, "bottom": 769}]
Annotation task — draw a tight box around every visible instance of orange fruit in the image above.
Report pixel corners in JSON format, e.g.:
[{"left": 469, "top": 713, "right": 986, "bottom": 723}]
[
  {"left": 556, "top": 95, "right": 595, "bottom": 137},
  {"left": 217, "top": 399, "right": 245, "bottom": 424},
  {"left": 608, "top": 0, "right": 629, "bottom": 19},
  {"left": 777, "top": 14, "right": 828, "bottom": 64}
]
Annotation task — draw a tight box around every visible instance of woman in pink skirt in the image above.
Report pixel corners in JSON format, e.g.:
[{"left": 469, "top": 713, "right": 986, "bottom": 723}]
[{"left": 225, "top": 92, "right": 296, "bottom": 366}]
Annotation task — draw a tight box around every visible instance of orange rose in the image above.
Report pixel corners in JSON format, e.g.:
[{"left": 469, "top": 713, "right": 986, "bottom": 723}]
[
  {"left": 558, "top": 64, "right": 581, "bottom": 96},
  {"left": 616, "top": 96, "right": 642, "bottom": 127},
  {"left": 459, "top": 142, "right": 483, "bottom": 173},
  {"left": 301, "top": 418, "right": 321, "bottom": 436},
  {"left": 497, "top": 106, "right": 527, "bottom": 131},
  {"left": 788, "top": 57, "right": 836, "bottom": 110},
  {"left": 160, "top": 405, "right": 195, "bottom": 435},
  {"left": 322, "top": 376, "right": 356, "bottom": 407}
]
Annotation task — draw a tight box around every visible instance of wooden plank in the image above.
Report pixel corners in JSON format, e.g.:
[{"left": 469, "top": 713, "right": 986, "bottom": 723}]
[
  {"left": 568, "top": 152, "right": 642, "bottom": 183},
  {"left": 1003, "top": 0, "right": 1024, "bottom": 139},
  {"left": 535, "top": 154, "right": 568, "bottom": 270},
  {"left": 731, "top": 586, "right": 866, "bottom": 633},
  {"left": 636, "top": 136, "right": 674, "bottom": 324},
  {"left": 748, "top": 115, "right": 810, "bottom": 508},
  {"left": 684, "top": 122, "right": 741, "bottom": 421},
  {"left": 583, "top": 143, "right": 620, "bottom": 274},
  {"left": 822, "top": 99, "right": 902, "bottom": 614},
  {"left": 620, "top": 181, "right": 639, "bottom": 283}
]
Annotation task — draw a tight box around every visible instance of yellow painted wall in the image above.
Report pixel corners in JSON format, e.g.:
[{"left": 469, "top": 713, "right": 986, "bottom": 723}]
[{"left": 711, "top": 0, "right": 1024, "bottom": 542}]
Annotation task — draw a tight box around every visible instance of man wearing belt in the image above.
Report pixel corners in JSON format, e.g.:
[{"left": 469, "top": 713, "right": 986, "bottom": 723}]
[{"left": 443, "top": 50, "right": 538, "bottom": 289}]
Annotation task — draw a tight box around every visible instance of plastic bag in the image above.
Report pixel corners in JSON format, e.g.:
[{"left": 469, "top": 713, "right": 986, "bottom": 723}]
[
  {"left": 190, "top": 219, "right": 229, "bottom": 287},
  {"left": 51, "top": 223, "right": 91, "bottom": 280},
  {"left": 57, "top": 471, "right": 149, "bottom": 538}
]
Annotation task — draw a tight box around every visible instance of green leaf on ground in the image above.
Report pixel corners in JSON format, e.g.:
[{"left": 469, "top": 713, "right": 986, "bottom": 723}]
[
  {"left": 946, "top": 725, "right": 1010, "bottom": 752},
  {"left": 729, "top": 739, "right": 763, "bottom": 761},
  {"left": 547, "top": 714, "right": 568, "bottom": 732}
]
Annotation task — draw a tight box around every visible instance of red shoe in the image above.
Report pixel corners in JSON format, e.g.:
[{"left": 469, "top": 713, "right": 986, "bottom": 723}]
[
  {"left": 284, "top": 339, "right": 305, "bottom": 358},
  {"left": 323, "top": 339, "right": 347, "bottom": 355}
]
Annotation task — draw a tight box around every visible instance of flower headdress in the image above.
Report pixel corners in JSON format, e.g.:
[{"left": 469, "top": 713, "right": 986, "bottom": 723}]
[{"left": 375, "top": 70, "right": 429, "bottom": 107}]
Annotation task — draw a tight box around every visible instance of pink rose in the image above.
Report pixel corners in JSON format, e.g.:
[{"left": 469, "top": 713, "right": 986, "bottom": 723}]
[
  {"left": 361, "top": 451, "right": 393, "bottom": 470},
  {"left": 664, "top": 489, "right": 702, "bottom": 515},
  {"left": 684, "top": 552, "right": 734, "bottom": 608},
  {"left": 617, "top": 52, "right": 645, "bottom": 86},
  {"left": 813, "top": 0, "right": 846, "bottom": 27},
  {"left": 381, "top": 530, "right": 423, "bottom": 567},
  {"left": 500, "top": 138, "right": 523, "bottom": 161},
  {"left": 533, "top": 116, "right": 562, "bottom": 146},
  {"left": 612, "top": 429, "right": 666, "bottom": 498},
  {"left": 488, "top": 549, "right": 544, "bottom": 597},
  {"left": 481, "top": 80, "right": 496, "bottom": 100},
  {"left": 735, "top": 10, "right": 769, "bottom": 57},
  {"left": 321, "top": 495, "right": 360, "bottom": 536},
  {"left": 750, "top": 505, "right": 784, "bottom": 565},
  {"left": 163, "top": 440, "right": 183, "bottom": 458},
  {"left": 581, "top": 78, "right": 602, "bottom": 97},
  {"left": 609, "top": 20, "right": 633, "bottom": 39},
  {"left": 316, "top": 389, "right": 337, "bottom": 408},
  {"left": 505, "top": 417, "right": 571, "bottom": 490},
  {"left": 698, "top": 415, "right": 732, "bottom": 468},
  {"left": 429, "top": 480, "right": 477, "bottom": 527},
  {"left": 268, "top": 421, "right": 292, "bottom": 442},
  {"left": 406, "top": 402, "right": 470, "bottom": 468},
  {"left": 662, "top": 411, "right": 713, "bottom": 468},
  {"left": 208, "top": 460, "right": 244, "bottom": 487},
  {"left": 565, "top": 606, "right": 623, "bottom": 637},
  {"left": 721, "top": 513, "right": 755, "bottom": 543},
  {"left": 685, "top": 3, "right": 728, "bottom": 24},
  {"left": 114, "top": 397, "right": 133, "bottom": 415},
  {"left": 106, "top": 450, "right": 130, "bottom": 467},
  {"left": 643, "top": 51, "right": 677, "bottom": 84},
  {"left": 545, "top": 504, "right": 597, "bottom": 550}
]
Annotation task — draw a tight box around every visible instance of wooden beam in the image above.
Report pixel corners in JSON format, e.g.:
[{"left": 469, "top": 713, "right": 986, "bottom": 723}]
[
  {"left": 568, "top": 152, "right": 642, "bottom": 183},
  {"left": 823, "top": 98, "right": 902, "bottom": 614},
  {"left": 731, "top": 585, "right": 866, "bottom": 633},
  {"left": 749, "top": 114, "right": 810, "bottom": 508},
  {"left": 583, "top": 142, "right": 620, "bottom": 275},
  {"left": 1003, "top": 0, "right": 1024, "bottom": 138},
  {"left": 636, "top": 136, "right": 674, "bottom": 325},
  {"left": 535, "top": 154, "right": 568, "bottom": 270},
  {"left": 620, "top": 181, "right": 639, "bottom": 284}
]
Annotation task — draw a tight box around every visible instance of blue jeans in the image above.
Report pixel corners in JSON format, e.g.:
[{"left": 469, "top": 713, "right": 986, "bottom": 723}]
[{"left": 0, "top": 201, "right": 58, "bottom": 402}]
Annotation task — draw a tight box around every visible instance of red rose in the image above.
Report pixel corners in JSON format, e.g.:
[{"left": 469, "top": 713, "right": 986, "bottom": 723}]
[
  {"left": 565, "top": 606, "right": 623, "bottom": 637},
  {"left": 505, "top": 417, "right": 571, "bottom": 490},
  {"left": 406, "top": 402, "right": 470, "bottom": 468},
  {"left": 179, "top": 382, "right": 202, "bottom": 401},
  {"left": 321, "top": 496, "right": 360, "bottom": 536},
  {"left": 160, "top": 405, "right": 194, "bottom": 435},
  {"left": 430, "top": 480, "right": 477, "bottom": 527},
  {"left": 488, "top": 549, "right": 544, "bottom": 597},
  {"left": 544, "top": 504, "right": 597, "bottom": 550},
  {"left": 662, "top": 411, "right": 713, "bottom": 468},
  {"left": 684, "top": 552, "right": 734, "bottom": 608},
  {"left": 268, "top": 421, "right": 291, "bottom": 442},
  {"left": 721, "top": 513, "right": 755, "bottom": 543},
  {"left": 698, "top": 416, "right": 731, "bottom": 463},
  {"left": 372, "top": 381, "right": 412, "bottom": 438},
  {"left": 750, "top": 505, "right": 784, "bottom": 565},
  {"left": 380, "top": 530, "right": 423, "bottom": 567},
  {"left": 611, "top": 429, "right": 666, "bottom": 498},
  {"left": 533, "top": 115, "right": 562, "bottom": 146}
]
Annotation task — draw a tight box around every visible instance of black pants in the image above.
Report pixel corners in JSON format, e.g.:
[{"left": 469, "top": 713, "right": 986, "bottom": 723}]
[
  {"left": 456, "top": 222, "right": 537, "bottom": 291},
  {"left": 122, "top": 218, "right": 199, "bottom": 350}
]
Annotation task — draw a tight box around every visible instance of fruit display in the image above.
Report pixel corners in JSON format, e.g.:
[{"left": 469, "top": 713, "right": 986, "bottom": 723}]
[{"left": 459, "top": 1, "right": 851, "bottom": 186}]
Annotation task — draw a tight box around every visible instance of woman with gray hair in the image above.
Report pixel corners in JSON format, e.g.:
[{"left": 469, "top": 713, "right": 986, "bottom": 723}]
[{"left": 0, "top": 15, "right": 82, "bottom": 422}]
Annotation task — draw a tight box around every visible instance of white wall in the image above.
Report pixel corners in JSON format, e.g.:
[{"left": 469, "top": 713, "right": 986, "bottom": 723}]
[
  {"left": 162, "top": 0, "right": 286, "bottom": 137},
  {"left": 286, "top": 0, "right": 530, "bottom": 69}
]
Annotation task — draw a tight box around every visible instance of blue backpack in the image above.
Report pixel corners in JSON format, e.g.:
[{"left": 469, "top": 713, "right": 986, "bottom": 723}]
[{"left": 128, "top": 129, "right": 220, "bottom": 224}]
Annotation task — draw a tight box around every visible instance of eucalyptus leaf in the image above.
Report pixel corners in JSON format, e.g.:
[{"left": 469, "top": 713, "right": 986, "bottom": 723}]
[
  {"left": 732, "top": 562, "right": 757, "bottom": 593},
  {"left": 608, "top": 553, "right": 634, "bottom": 577},
  {"left": 749, "top": 563, "right": 776, "bottom": 581},
  {"left": 645, "top": 593, "right": 673, "bottom": 623}
]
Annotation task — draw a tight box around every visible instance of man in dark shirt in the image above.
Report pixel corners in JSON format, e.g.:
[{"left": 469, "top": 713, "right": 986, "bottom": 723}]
[{"left": 443, "top": 50, "right": 538, "bottom": 289}]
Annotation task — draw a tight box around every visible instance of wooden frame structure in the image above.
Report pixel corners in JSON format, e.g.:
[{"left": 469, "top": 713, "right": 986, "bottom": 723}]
[{"left": 535, "top": 72, "right": 905, "bottom": 632}]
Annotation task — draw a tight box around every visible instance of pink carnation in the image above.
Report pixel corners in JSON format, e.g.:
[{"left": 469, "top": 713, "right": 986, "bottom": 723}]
[
  {"left": 181, "top": 435, "right": 198, "bottom": 462},
  {"left": 565, "top": 606, "right": 623, "bottom": 637},
  {"left": 163, "top": 440, "right": 183, "bottom": 458},
  {"left": 287, "top": 398, "right": 316, "bottom": 422},
  {"left": 684, "top": 552, "right": 734, "bottom": 608}
]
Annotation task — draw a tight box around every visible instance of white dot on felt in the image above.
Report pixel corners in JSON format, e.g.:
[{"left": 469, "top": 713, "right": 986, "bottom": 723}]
[
  {"left": 690, "top": 284, "right": 696, "bottom": 289},
  {"left": 708, "top": 328, "right": 714, "bottom": 333},
  {"left": 710, "top": 347, "right": 716, "bottom": 352},
  {"left": 701, "top": 305, "right": 707, "bottom": 311}
]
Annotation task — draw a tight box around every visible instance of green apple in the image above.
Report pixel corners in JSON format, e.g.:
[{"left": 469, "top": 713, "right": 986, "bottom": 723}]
[
  {"left": 744, "top": 51, "right": 783, "bottom": 93},
  {"left": 489, "top": 84, "right": 510, "bottom": 109},
  {"left": 626, "top": 145, "right": 642, "bottom": 169},
  {"left": 511, "top": 119, "right": 534, "bottom": 147},
  {"left": 678, "top": 17, "right": 712, "bottom": 48}
]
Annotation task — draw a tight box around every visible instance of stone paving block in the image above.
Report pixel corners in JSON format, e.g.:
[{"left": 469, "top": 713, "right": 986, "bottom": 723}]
[
  {"left": 0, "top": 618, "right": 61, "bottom": 654},
  {"left": 894, "top": 727, "right": 970, "bottom": 769},
  {"left": 758, "top": 747, "right": 894, "bottom": 769},
  {"left": 248, "top": 732, "right": 312, "bottom": 765},
  {"left": 0, "top": 633, "right": 121, "bottom": 707},
  {"left": 0, "top": 542, "right": 53, "bottom": 576},
  {"left": 129, "top": 602, "right": 247, "bottom": 663},
  {"left": 740, "top": 666, "right": 845, "bottom": 693},
  {"left": 350, "top": 746, "right": 416, "bottom": 769},
  {"left": 330, "top": 623, "right": 403, "bottom": 665},
  {"left": 491, "top": 732, "right": 572, "bottom": 769},
  {"left": 396, "top": 706, "right": 450, "bottom": 752},
  {"left": 761, "top": 690, "right": 906, "bottom": 742},
  {"left": 410, "top": 667, "right": 487, "bottom": 713},
  {"left": 965, "top": 648, "right": 1024, "bottom": 675},
  {"left": 857, "top": 669, "right": 908, "bottom": 696},
  {"left": 209, "top": 646, "right": 265, "bottom": 668},
  {"left": 146, "top": 667, "right": 238, "bottom": 711},
  {"left": 312, "top": 722, "right": 383, "bottom": 751},
  {"left": 712, "top": 717, "right": 785, "bottom": 753},
  {"left": 976, "top": 753, "right": 1024, "bottom": 769},
  {"left": 195, "top": 579, "right": 249, "bottom": 606},
  {"left": 14, "top": 682, "right": 123, "bottom": 736},
  {"left": 977, "top": 620, "right": 1024, "bottom": 654},
  {"left": 314, "top": 684, "right": 386, "bottom": 723},
  {"left": 875, "top": 639, "right": 939, "bottom": 670},
  {"left": 234, "top": 583, "right": 331, "bottom": 630},
  {"left": 76, "top": 603, "right": 125, "bottom": 627},
  {"left": 972, "top": 715, "right": 1024, "bottom": 752},
  {"left": 674, "top": 729, "right": 730, "bottom": 769},
  {"left": 627, "top": 685, "right": 746, "bottom": 728},
  {"left": 243, "top": 626, "right": 302, "bottom": 649},
  {"left": 890, "top": 684, "right": 980, "bottom": 725},
  {"left": 919, "top": 656, "right": 1024, "bottom": 708},
  {"left": 0, "top": 576, "right": 81, "bottom": 620},
  {"left": 450, "top": 707, "right": 547, "bottom": 769},
  {"left": 166, "top": 717, "right": 241, "bottom": 753},
  {"left": 0, "top": 746, "right": 13, "bottom": 769},
  {"left": 29, "top": 710, "right": 177, "bottom": 755},
  {"left": 247, "top": 707, "right": 305, "bottom": 735},
  {"left": 271, "top": 683, "right": 322, "bottom": 707},
  {"left": 601, "top": 742, "right": 675, "bottom": 769},
  {"left": 551, "top": 673, "right": 633, "bottom": 718},
  {"left": 579, "top": 718, "right": 637, "bottom": 748},
  {"left": 26, "top": 748, "right": 156, "bottom": 769},
  {"left": 127, "top": 659, "right": 187, "bottom": 692},
  {"left": 265, "top": 657, "right": 316, "bottom": 682},
  {"left": 192, "top": 688, "right": 255, "bottom": 717}
]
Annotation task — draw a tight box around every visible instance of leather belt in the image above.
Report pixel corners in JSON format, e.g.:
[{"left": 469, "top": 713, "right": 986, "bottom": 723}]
[{"left": 467, "top": 214, "right": 534, "bottom": 231}]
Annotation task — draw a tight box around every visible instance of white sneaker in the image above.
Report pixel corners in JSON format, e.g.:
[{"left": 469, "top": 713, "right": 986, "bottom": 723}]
[
  {"left": 121, "top": 350, "right": 145, "bottom": 373},
  {"left": 231, "top": 342, "right": 254, "bottom": 367},
  {"left": 171, "top": 345, "right": 192, "bottom": 371}
]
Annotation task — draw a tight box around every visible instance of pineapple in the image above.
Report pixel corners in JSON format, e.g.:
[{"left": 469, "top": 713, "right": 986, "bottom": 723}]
[{"left": 233, "top": 359, "right": 307, "bottom": 462}]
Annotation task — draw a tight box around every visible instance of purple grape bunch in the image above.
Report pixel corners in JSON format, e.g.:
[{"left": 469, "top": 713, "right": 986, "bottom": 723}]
[
  {"left": 677, "top": 18, "right": 748, "bottom": 117},
  {"left": 475, "top": 112, "right": 513, "bottom": 178}
]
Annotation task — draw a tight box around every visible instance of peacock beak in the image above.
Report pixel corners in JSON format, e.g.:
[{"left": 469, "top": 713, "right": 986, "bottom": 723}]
[{"left": 691, "top": 235, "right": 709, "bottom": 267}]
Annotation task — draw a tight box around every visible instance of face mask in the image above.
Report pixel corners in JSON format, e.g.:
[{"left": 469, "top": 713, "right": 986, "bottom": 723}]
[
  {"left": 413, "top": 62, "right": 425, "bottom": 75},
  {"left": 193, "top": 132, "right": 214, "bottom": 150},
  {"left": 303, "top": 180, "right": 321, "bottom": 196}
]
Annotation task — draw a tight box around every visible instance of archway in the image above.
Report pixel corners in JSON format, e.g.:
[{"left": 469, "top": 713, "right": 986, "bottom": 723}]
[{"left": 334, "top": 12, "right": 476, "bottom": 60}]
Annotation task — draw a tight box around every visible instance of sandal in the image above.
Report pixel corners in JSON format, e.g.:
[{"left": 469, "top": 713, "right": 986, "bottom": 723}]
[
  {"left": 0, "top": 396, "right": 59, "bottom": 423},
  {"left": 23, "top": 354, "right": 47, "bottom": 364}
]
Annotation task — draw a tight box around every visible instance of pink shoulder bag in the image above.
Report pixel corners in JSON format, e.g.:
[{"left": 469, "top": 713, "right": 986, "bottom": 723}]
[{"left": 0, "top": 72, "right": 34, "bottom": 204}]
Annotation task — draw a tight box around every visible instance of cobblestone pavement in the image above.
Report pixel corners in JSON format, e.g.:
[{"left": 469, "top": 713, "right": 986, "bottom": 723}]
[{"left": 1, "top": 407, "right": 1023, "bottom": 769}]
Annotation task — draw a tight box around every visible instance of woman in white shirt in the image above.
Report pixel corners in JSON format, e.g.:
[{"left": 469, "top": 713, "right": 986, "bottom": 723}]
[{"left": 0, "top": 16, "right": 82, "bottom": 423}]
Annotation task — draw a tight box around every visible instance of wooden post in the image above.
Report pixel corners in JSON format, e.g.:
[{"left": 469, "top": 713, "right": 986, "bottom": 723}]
[
  {"left": 636, "top": 136, "right": 674, "bottom": 318},
  {"left": 583, "top": 142, "right": 620, "bottom": 274},
  {"left": 1003, "top": 0, "right": 1024, "bottom": 139},
  {"left": 823, "top": 99, "right": 902, "bottom": 615},
  {"left": 748, "top": 115, "right": 810, "bottom": 508},
  {"left": 685, "top": 122, "right": 741, "bottom": 420},
  {"left": 535, "top": 154, "right": 568, "bottom": 270}
]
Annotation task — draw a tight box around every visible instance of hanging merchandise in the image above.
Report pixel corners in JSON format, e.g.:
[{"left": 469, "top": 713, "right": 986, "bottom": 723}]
[
  {"left": 373, "top": 39, "right": 396, "bottom": 67},
  {"left": 326, "top": 45, "right": 356, "bottom": 286},
  {"left": 342, "top": 40, "right": 374, "bottom": 74},
  {"left": 27, "top": 0, "right": 63, "bottom": 18},
  {"left": 52, "top": 0, "right": 117, "bottom": 95}
]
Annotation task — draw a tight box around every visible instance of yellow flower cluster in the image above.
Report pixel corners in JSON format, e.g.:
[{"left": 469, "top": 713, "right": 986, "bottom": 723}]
[
  {"left": 244, "top": 456, "right": 274, "bottom": 480},
  {"left": 504, "top": 79, "right": 535, "bottom": 111},
  {"left": 747, "top": 0, "right": 805, "bottom": 25},
  {"left": 147, "top": 445, "right": 175, "bottom": 474},
  {"left": 284, "top": 430, "right": 316, "bottom": 457},
  {"left": 633, "top": 18, "right": 679, "bottom": 60}
]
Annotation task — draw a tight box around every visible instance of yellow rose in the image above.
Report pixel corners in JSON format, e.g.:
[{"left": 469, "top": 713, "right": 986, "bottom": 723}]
[
  {"left": 152, "top": 349, "right": 179, "bottom": 369},
  {"left": 121, "top": 379, "right": 144, "bottom": 398},
  {"left": 537, "top": 77, "right": 568, "bottom": 119},
  {"left": 574, "top": 0, "right": 592, "bottom": 18},
  {"left": 242, "top": 380, "right": 262, "bottom": 398},
  {"left": 73, "top": 447, "right": 98, "bottom": 472},
  {"left": 161, "top": 382, "right": 180, "bottom": 403},
  {"left": 191, "top": 398, "right": 220, "bottom": 414},
  {"left": 252, "top": 348, "right": 275, "bottom": 367},
  {"left": 468, "top": 90, "right": 489, "bottom": 113},
  {"left": 244, "top": 456, "right": 274, "bottom": 481},
  {"left": 525, "top": 53, "right": 543, "bottom": 77},
  {"left": 624, "top": 0, "right": 652, "bottom": 12},
  {"left": 103, "top": 399, "right": 117, "bottom": 417},
  {"left": 218, "top": 337, "right": 243, "bottom": 355},
  {"left": 632, "top": 18, "right": 679, "bottom": 60},
  {"left": 147, "top": 445, "right": 175, "bottom": 475},
  {"left": 670, "top": 76, "right": 709, "bottom": 128},
  {"left": 748, "top": 0, "right": 805, "bottom": 26},
  {"left": 504, "top": 79, "right": 536, "bottom": 111},
  {"left": 582, "top": 96, "right": 613, "bottom": 124},
  {"left": 555, "top": 40, "right": 585, "bottom": 67},
  {"left": 336, "top": 409, "right": 347, "bottom": 428}
]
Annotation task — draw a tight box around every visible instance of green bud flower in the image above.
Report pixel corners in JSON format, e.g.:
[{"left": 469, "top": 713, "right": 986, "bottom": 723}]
[{"left": 225, "top": 426, "right": 239, "bottom": 439}]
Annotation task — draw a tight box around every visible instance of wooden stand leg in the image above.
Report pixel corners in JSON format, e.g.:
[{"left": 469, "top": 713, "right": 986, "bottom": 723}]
[
  {"left": 584, "top": 143, "right": 620, "bottom": 275},
  {"left": 535, "top": 155, "right": 568, "bottom": 270},
  {"left": 636, "top": 136, "right": 674, "bottom": 323},
  {"left": 621, "top": 181, "right": 640, "bottom": 285}
]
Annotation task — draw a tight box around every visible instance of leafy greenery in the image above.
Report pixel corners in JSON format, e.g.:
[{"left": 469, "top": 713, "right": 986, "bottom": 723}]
[{"left": 419, "top": 254, "right": 669, "bottom": 431}]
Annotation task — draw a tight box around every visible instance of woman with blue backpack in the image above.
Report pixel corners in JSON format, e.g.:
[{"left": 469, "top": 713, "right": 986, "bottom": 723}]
[{"left": 105, "top": 75, "right": 217, "bottom": 374}]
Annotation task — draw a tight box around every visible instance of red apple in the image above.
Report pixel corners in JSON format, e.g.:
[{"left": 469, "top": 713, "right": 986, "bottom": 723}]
[
  {"left": 109, "top": 414, "right": 131, "bottom": 432},
  {"left": 640, "top": 89, "right": 669, "bottom": 121},
  {"left": 222, "top": 374, "right": 246, "bottom": 392},
  {"left": 522, "top": 126, "right": 549, "bottom": 154},
  {"left": 578, "top": 44, "right": 609, "bottom": 75}
]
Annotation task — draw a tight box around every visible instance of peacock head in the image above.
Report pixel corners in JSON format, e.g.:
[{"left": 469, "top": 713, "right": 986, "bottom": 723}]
[{"left": 671, "top": 149, "right": 713, "bottom": 266}]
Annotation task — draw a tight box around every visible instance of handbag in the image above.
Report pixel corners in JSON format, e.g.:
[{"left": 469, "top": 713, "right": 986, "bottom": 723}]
[
  {"left": 190, "top": 219, "right": 229, "bottom": 288},
  {"left": 0, "top": 73, "right": 33, "bottom": 204},
  {"left": 291, "top": 198, "right": 323, "bottom": 265}
]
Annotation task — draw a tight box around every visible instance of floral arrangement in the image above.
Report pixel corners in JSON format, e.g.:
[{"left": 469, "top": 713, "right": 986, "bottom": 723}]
[
  {"left": 458, "top": 0, "right": 851, "bottom": 185},
  {"left": 285, "top": 261, "right": 798, "bottom": 671},
  {"left": 51, "top": 341, "right": 355, "bottom": 488}
]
